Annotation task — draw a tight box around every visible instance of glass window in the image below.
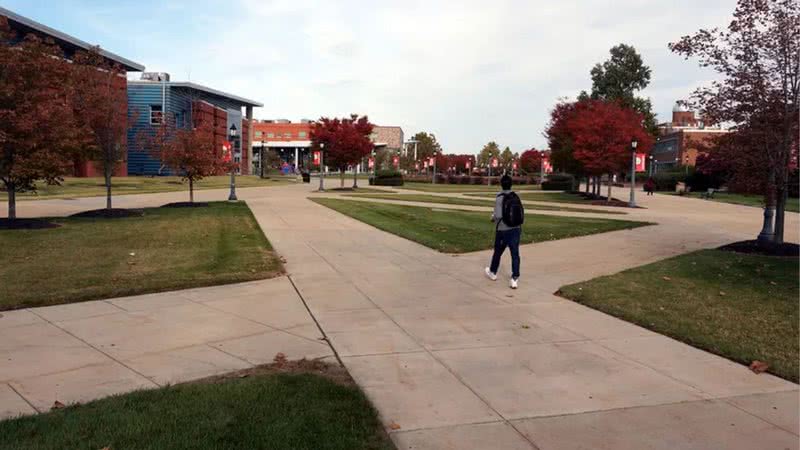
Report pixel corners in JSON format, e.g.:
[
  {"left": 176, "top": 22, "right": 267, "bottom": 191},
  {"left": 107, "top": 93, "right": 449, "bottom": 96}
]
[
  {"left": 298, "top": 131, "right": 307, "bottom": 138},
  {"left": 284, "top": 132, "right": 292, "bottom": 138},
  {"left": 255, "top": 131, "right": 263, "bottom": 137},
  {"left": 150, "top": 105, "right": 163, "bottom": 125},
  {"left": 267, "top": 132, "right": 274, "bottom": 138}
]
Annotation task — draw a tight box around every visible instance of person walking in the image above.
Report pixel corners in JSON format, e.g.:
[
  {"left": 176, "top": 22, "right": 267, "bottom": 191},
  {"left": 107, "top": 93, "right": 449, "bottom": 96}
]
[
  {"left": 644, "top": 177, "right": 656, "bottom": 196},
  {"left": 485, "top": 174, "right": 525, "bottom": 289}
]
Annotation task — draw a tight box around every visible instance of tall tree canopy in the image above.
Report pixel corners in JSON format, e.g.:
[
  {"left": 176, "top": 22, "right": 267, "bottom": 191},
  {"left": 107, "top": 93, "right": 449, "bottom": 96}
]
[
  {"left": 582, "top": 44, "right": 659, "bottom": 136},
  {"left": 519, "top": 149, "right": 544, "bottom": 175},
  {"left": 545, "top": 100, "right": 584, "bottom": 179},
  {"left": 477, "top": 141, "right": 501, "bottom": 167},
  {"left": 408, "top": 131, "right": 442, "bottom": 162},
  {"left": 500, "top": 146, "right": 515, "bottom": 168},
  {"left": 669, "top": 0, "right": 799, "bottom": 243}
]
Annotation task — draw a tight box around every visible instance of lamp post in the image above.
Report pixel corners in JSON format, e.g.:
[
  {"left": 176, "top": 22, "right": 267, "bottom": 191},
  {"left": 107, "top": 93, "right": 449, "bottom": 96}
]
[
  {"left": 629, "top": 139, "right": 638, "bottom": 208},
  {"left": 318, "top": 143, "right": 325, "bottom": 191},
  {"left": 228, "top": 124, "right": 238, "bottom": 201},
  {"left": 648, "top": 154, "right": 654, "bottom": 177}
]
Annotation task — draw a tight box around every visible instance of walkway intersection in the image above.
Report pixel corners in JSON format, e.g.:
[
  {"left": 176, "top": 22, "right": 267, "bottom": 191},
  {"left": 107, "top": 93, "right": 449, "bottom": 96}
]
[{"left": 1, "top": 181, "right": 798, "bottom": 449}]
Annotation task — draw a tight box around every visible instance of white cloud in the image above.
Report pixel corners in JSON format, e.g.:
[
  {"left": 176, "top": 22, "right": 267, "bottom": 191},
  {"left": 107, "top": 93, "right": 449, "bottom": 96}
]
[{"left": 15, "top": 0, "right": 736, "bottom": 153}]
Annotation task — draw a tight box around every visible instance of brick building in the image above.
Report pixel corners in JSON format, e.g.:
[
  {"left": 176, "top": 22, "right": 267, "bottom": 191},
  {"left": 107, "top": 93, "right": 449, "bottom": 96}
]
[
  {"left": 1, "top": 6, "right": 144, "bottom": 177},
  {"left": 251, "top": 120, "right": 404, "bottom": 174},
  {"left": 651, "top": 103, "right": 728, "bottom": 172}
]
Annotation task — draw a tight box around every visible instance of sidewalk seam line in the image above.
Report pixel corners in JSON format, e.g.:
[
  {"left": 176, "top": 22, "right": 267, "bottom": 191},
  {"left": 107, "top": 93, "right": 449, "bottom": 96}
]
[
  {"left": 27, "top": 310, "right": 163, "bottom": 388},
  {"left": 6, "top": 382, "right": 40, "bottom": 414},
  {"left": 287, "top": 275, "right": 344, "bottom": 368}
]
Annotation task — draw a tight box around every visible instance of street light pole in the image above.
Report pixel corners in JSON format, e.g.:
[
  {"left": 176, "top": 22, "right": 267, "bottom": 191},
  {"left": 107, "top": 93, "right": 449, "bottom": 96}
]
[
  {"left": 648, "top": 155, "right": 654, "bottom": 177},
  {"left": 228, "top": 124, "right": 238, "bottom": 201},
  {"left": 629, "top": 139, "right": 638, "bottom": 208}
]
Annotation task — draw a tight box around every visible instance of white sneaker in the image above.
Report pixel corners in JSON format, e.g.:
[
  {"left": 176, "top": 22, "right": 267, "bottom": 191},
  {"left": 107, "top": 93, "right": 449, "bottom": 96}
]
[
  {"left": 485, "top": 267, "right": 497, "bottom": 281},
  {"left": 510, "top": 278, "right": 519, "bottom": 289}
]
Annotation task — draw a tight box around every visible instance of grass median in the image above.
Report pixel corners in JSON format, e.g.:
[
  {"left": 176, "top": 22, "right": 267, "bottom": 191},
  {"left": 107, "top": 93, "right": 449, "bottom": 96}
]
[
  {"left": 343, "top": 193, "right": 626, "bottom": 215},
  {"left": 0, "top": 202, "right": 282, "bottom": 310},
  {"left": 0, "top": 175, "right": 295, "bottom": 201},
  {"left": 466, "top": 191, "right": 621, "bottom": 205},
  {"left": 558, "top": 249, "right": 799, "bottom": 382},
  {"left": 0, "top": 361, "right": 393, "bottom": 450},
  {"left": 311, "top": 198, "right": 650, "bottom": 253}
]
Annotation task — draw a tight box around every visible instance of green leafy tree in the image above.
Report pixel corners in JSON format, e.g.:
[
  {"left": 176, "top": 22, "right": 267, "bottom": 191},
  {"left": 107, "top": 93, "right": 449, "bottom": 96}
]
[
  {"left": 408, "top": 132, "right": 442, "bottom": 162},
  {"left": 500, "top": 147, "right": 515, "bottom": 169},
  {"left": 477, "top": 141, "right": 500, "bottom": 167},
  {"left": 581, "top": 44, "right": 659, "bottom": 136}
]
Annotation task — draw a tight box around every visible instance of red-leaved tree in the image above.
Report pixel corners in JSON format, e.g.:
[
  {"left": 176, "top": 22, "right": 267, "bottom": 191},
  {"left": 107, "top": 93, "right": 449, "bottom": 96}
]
[
  {"left": 519, "top": 149, "right": 544, "bottom": 175},
  {"left": 71, "top": 47, "right": 134, "bottom": 213},
  {"left": 0, "top": 18, "right": 83, "bottom": 221},
  {"left": 140, "top": 114, "right": 226, "bottom": 203},
  {"left": 310, "top": 115, "right": 374, "bottom": 188},
  {"left": 669, "top": 0, "right": 799, "bottom": 243},
  {"left": 565, "top": 99, "right": 653, "bottom": 202}
]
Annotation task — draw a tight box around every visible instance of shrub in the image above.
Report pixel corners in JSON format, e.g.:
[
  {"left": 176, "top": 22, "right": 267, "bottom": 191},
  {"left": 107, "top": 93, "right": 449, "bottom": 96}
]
[
  {"left": 370, "top": 169, "right": 404, "bottom": 186},
  {"left": 652, "top": 170, "right": 687, "bottom": 191},
  {"left": 470, "top": 176, "right": 483, "bottom": 185},
  {"left": 541, "top": 173, "right": 574, "bottom": 191}
]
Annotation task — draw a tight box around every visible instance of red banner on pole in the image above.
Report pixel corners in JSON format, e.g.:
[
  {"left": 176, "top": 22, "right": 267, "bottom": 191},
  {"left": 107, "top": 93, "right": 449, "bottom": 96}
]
[
  {"left": 414, "top": 162, "right": 420, "bottom": 170},
  {"left": 543, "top": 158, "right": 553, "bottom": 174},
  {"left": 635, "top": 153, "right": 646, "bottom": 172},
  {"left": 312, "top": 151, "right": 321, "bottom": 166},
  {"left": 512, "top": 162, "right": 518, "bottom": 170},
  {"left": 465, "top": 160, "right": 471, "bottom": 169},
  {"left": 491, "top": 157, "right": 499, "bottom": 168},
  {"left": 222, "top": 141, "right": 232, "bottom": 163},
  {"left": 392, "top": 155, "right": 399, "bottom": 168},
  {"left": 368, "top": 157, "right": 375, "bottom": 169}
]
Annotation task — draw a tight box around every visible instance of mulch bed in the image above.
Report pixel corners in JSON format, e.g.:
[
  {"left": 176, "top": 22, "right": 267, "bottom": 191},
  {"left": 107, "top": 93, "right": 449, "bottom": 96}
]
[
  {"left": 575, "top": 192, "right": 644, "bottom": 208},
  {"left": 70, "top": 208, "right": 145, "bottom": 219},
  {"left": 0, "top": 218, "right": 60, "bottom": 230},
  {"left": 190, "top": 356, "right": 352, "bottom": 387},
  {"left": 161, "top": 202, "right": 210, "bottom": 208},
  {"left": 719, "top": 240, "right": 800, "bottom": 258}
]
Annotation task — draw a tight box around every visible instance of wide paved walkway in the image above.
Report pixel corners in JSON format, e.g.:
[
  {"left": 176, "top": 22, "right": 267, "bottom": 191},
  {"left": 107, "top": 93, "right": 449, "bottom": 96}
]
[{"left": 1, "top": 181, "right": 798, "bottom": 449}]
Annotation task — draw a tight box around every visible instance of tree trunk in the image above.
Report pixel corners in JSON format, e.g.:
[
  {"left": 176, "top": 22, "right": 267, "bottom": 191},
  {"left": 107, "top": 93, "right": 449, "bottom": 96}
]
[
  {"left": 189, "top": 178, "right": 194, "bottom": 203},
  {"left": 585, "top": 177, "right": 590, "bottom": 193},
  {"left": 7, "top": 186, "right": 16, "bottom": 221},
  {"left": 105, "top": 171, "right": 113, "bottom": 211},
  {"left": 606, "top": 174, "right": 612, "bottom": 204},
  {"left": 340, "top": 169, "right": 345, "bottom": 188},
  {"left": 757, "top": 171, "right": 777, "bottom": 244},
  {"left": 353, "top": 164, "right": 359, "bottom": 188}
]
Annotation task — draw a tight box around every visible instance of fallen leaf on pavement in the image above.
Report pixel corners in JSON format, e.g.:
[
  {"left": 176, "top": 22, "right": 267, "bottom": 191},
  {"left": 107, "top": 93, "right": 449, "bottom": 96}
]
[
  {"left": 52, "top": 400, "right": 65, "bottom": 410},
  {"left": 388, "top": 421, "right": 401, "bottom": 430},
  {"left": 770, "top": 281, "right": 777, "bottom": 285},
  {"left": 521, "top": 324, "right": 530, "bottom": 329},
  {"left": 662, "top": 276, "right": 672, "bottom": 281},
  {"left": 719, "top": 291, "right": 726, "bottom": 296},
  {"left": 273, "top": 352, "right": 287, "bottom": 365},
  {"left": 749, "top": 360, "right": 769, "bottom": 374}
]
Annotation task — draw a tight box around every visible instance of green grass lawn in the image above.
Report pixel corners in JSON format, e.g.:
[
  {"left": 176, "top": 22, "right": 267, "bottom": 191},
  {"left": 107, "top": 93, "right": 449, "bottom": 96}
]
[
  {"left": 343, "top": 193, "right": 627, "bottom": 215},
  {"left": 666, "top": 191, "right": 800, "bottom": 213},
  {"left": 0, "top": 176, "right": 295, "bottom": 201},
  {"left": 467, "top": 191, "right": 618, "bottom": 205},
  {"left": 0, "top": 363, "right": 393, "bottom": 450},
  {"left": 559, "top": 249, "right": 799, "bottom": 382},
  {"left": 398, "top": 182, "right": 540, "bottom": 193},
  {"left": 0, "top": 202, "right": 282, "bottom": 310},
  {"left": 311, "top": 198, "right": 650, "bottom": 253}
]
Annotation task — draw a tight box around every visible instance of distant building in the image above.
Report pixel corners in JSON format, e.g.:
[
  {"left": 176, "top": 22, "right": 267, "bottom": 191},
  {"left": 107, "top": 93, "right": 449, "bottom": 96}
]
[
  {"left": 127, "top": 75, "right": 262, "bottom": 175},
  {"left": 251, "top": 121, "right": 404, "bottom": 174},
  {"left": 651, "top": 103, "right": 728, "bottom": 172},
  {"left": 1, "top": 6, "right": 144, "bottom": 177}
]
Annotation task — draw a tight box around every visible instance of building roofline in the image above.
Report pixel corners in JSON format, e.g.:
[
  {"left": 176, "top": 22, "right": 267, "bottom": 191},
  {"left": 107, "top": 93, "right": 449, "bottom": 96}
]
[
  {"left": 128, "top": 80, "right": 263, "bottom": 108},
  {"left": 0, "top": 6, "right": 145, "bottom": 71}
]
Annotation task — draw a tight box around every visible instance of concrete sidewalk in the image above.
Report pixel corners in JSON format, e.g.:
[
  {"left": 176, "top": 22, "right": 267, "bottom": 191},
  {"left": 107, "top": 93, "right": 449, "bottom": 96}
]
[{"left": 1, "top": 181, "right": 798, "bottom": 449}]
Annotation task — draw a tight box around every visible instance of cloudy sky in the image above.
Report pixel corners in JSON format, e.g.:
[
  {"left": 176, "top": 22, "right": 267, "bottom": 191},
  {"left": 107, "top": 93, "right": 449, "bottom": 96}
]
[{"left": 5, "top": 0, "right": 734, "bottom": 153}]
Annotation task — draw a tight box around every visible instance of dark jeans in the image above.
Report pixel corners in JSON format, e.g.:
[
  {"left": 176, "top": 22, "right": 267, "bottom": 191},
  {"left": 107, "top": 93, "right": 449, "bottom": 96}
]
[{"left": 489, "top": 227, "right": 521, "bottom": 279}]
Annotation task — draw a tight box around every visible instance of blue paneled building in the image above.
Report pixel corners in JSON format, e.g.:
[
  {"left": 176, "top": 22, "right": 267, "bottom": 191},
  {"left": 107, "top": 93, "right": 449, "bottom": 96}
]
[{"left": 127, "top": 74, "right": 263, "bottom": 175}]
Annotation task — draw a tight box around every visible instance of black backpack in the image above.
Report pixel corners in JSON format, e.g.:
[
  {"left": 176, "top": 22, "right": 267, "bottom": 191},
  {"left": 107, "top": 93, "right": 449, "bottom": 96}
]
[{"left": 501, "top": 192, "right": 524, "bottom": 227}]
